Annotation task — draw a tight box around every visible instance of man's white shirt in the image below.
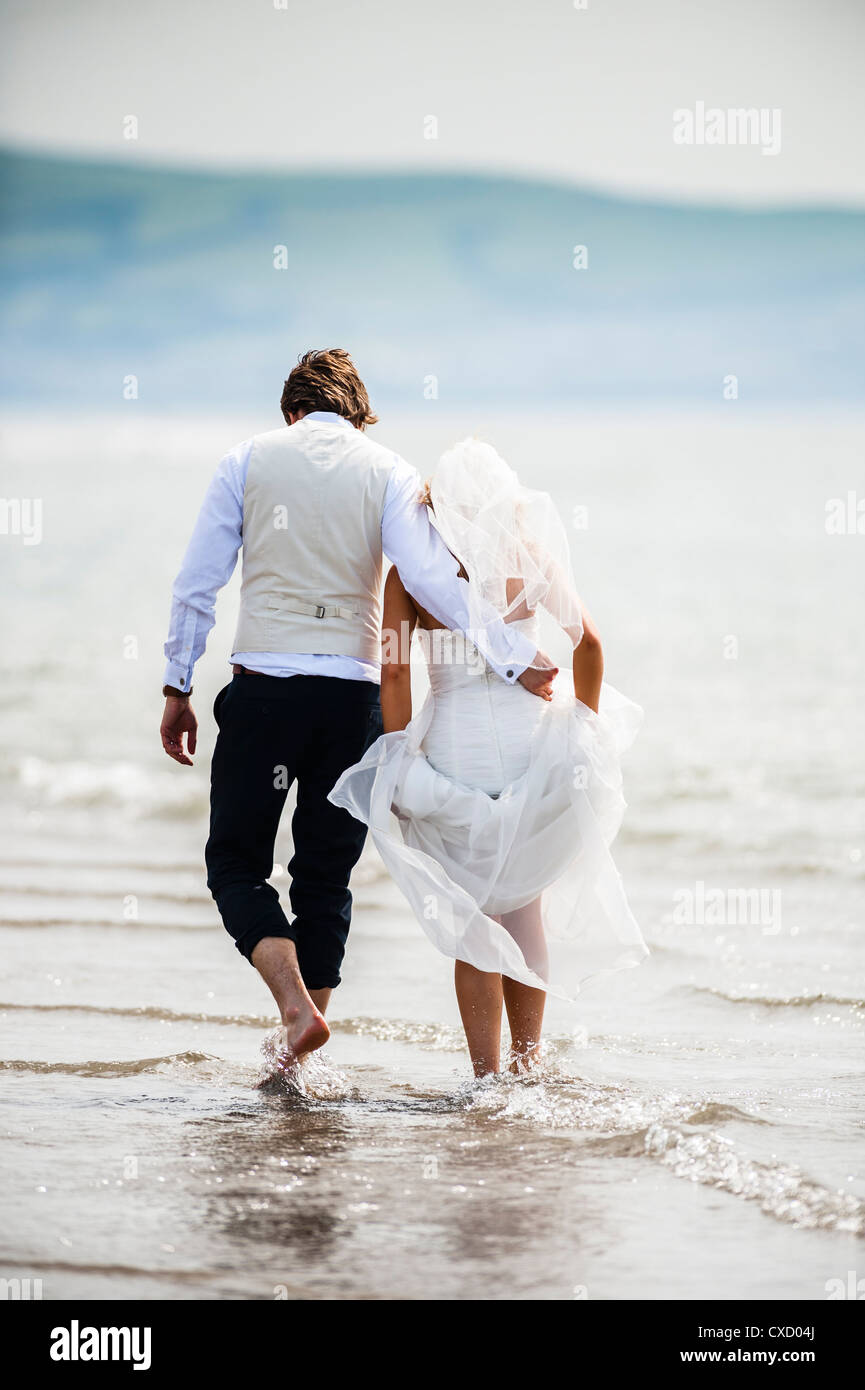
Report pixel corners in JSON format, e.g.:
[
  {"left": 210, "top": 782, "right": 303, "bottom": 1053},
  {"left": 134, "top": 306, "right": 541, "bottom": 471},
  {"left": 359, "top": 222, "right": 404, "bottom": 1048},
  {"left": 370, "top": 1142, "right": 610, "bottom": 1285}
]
[{"left": 163, "top": 412, "right": 535, "bottom": 692}]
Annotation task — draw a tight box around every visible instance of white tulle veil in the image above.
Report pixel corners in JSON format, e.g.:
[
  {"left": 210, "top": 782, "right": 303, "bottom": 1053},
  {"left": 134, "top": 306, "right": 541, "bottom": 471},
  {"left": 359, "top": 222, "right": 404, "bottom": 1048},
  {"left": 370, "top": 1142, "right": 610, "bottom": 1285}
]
[{"left": 427, "top": 437, "right": 584, "bottom": 651}]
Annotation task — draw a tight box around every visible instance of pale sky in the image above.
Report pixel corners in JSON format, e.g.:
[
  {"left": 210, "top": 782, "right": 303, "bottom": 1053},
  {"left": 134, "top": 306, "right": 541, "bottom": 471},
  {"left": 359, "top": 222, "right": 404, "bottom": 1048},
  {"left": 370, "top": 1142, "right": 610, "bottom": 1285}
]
[{"left": 1, "top": 0, "right": 864, "bottom": 206}]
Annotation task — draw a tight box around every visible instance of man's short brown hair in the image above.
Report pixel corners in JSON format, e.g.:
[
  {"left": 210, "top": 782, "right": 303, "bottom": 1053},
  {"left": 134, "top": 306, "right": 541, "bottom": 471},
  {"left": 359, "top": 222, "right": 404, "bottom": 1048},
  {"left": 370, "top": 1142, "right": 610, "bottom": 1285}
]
[{"left": 280, "top": 348, "right": 378, "bottom": 429}]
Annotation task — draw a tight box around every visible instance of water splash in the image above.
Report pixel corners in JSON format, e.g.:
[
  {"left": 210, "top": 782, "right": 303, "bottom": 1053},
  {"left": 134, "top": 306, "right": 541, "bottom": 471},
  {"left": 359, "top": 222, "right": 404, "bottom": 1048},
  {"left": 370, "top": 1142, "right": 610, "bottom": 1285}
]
[{"left": 256, "top": 1027, "right": 354, "bottom": 1101}]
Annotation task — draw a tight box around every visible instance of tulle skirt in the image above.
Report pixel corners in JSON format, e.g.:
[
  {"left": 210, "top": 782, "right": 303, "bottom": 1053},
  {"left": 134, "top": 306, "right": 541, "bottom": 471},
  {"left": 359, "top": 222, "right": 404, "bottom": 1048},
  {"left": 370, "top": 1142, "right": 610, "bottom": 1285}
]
[{"left": 328, "top": 671, "right": 649, "bottom": 1000}]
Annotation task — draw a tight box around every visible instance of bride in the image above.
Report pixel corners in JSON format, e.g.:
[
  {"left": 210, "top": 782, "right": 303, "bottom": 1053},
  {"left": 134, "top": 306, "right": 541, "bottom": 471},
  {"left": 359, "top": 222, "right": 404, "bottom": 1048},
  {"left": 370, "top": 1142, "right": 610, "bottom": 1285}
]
[{"left": 330, "top": 438, "right": 648, "bottom": 1076}]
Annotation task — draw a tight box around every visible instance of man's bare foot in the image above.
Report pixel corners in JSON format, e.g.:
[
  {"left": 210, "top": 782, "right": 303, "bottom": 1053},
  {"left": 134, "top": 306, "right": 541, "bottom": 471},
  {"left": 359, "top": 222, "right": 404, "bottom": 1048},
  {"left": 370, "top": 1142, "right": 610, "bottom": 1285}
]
[
  {"left": 280, "top": 1000, "right": 330, "bottom": 1064},
  {"left": 250, "top": 938, "right": 331, "bottom": 1070}
]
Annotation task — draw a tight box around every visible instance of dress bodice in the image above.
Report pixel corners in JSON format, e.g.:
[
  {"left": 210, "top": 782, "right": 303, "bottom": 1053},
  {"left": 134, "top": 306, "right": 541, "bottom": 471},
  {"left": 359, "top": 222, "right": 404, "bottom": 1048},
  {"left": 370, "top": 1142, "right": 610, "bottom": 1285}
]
[{"left": 418, "top": 616, "right": 540, "bottom": 698}]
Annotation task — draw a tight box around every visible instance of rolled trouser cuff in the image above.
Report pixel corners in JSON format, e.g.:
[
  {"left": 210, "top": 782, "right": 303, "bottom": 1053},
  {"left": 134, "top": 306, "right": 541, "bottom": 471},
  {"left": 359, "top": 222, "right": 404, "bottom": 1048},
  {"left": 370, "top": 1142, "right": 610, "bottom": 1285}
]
[{"left": 235, "top": 919, "right": 298, "bottom": 964}]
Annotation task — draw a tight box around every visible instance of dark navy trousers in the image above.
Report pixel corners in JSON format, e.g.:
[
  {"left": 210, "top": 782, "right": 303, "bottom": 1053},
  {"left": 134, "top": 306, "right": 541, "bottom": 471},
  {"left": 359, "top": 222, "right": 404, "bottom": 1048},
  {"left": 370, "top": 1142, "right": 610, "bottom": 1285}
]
[{"left": 205, "top": 672, "right": 382, "bottom": 989}]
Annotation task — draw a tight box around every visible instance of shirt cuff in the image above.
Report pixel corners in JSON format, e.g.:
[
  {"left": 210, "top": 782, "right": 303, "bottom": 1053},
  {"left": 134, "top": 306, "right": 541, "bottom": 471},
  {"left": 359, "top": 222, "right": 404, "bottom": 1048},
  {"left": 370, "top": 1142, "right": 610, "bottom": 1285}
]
[
  {"left": 482, "top": 627, "right": 537, "bottom": 683},
  {"left": 163, "top": 658, "right": 193, "bottom": 693}
]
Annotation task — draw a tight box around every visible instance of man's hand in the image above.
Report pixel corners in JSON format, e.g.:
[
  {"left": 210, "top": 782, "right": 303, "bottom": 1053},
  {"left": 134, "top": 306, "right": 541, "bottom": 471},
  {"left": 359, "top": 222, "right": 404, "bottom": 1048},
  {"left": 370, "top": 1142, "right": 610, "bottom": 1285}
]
[
  {"left": 160, "top": 697, "right": 198, "bottom": 766},
  {"left": 517, "top": 650, "right": 559, "bottom": 701}
]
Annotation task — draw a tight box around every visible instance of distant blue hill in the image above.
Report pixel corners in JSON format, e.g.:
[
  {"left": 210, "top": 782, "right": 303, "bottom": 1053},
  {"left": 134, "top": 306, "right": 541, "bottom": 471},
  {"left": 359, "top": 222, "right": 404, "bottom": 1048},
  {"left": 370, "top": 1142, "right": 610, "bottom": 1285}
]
[{"left": 1, "top": 149, "right": 863, "bottom": 409}]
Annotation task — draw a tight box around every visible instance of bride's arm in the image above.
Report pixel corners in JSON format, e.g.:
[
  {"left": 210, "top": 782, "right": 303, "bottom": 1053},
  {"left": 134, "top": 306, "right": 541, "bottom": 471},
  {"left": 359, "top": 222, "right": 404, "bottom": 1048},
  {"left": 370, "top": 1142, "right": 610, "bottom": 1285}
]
[
  {"left": 540, "top": 558, "right": 603, "bottom": 712},
  {"left": 572, "top": 604, "right": 603, "bottom": 713},
  {"left": 380, "top": 566, "right": 418, "bottom": 733}
]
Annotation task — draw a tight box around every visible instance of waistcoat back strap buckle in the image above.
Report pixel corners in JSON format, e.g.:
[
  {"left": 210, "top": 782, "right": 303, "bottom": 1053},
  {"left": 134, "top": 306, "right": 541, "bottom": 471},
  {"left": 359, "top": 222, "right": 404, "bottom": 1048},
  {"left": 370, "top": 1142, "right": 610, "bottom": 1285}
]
[{"left": 266, "top": 597, "right": 357, "bottom": 621}]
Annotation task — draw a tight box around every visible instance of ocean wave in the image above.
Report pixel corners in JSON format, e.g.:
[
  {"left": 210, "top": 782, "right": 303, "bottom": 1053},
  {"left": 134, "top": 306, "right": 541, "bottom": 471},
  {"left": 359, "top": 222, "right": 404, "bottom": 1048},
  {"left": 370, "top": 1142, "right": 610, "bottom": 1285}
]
[
  {"left": 645, "top": 1123, "right": 865, "bottom": 1234},
  {"left": 0, "top": 1258, "right": 318, "bottom": 1297},
  {"left": 687, "top": 985, "right": 864, "bottom": 1012},
  {"left": 463, "top": 1070, "right": 865, "bottom": 1235},
  {"left": 329, "top": 1015, "right": 467, "bottom": 1051},
  {"left": 0, "top": 1003, "right": 465, "bottom": 1042},
  {"left": 0, "top": 855, "right": 205, "bottom": 875},
  {"left": 0, "top": 1000, "right": 274, "bottom": 1027},
  {"left": 12, "top": 755, "right": 207, "bottom": 818},
  {"left": 0, "top": 1258, "right": 235, "bottom": 1287},
  {"left": 0, "top": 1050, "right": 219, "bottom": 1077},
  {"left": 0, "top": 916, "right": 214, "bottom": 931},
  {"left": 0, "top": 883, "right": 211, "bottom": 905}
]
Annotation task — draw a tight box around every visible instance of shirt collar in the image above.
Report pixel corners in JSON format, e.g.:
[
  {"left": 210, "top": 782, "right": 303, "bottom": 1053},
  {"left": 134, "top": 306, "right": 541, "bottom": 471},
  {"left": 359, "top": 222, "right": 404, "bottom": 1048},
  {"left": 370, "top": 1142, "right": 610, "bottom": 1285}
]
[{"left": 303, "top": 411, "right": 353, "bottom": 428}]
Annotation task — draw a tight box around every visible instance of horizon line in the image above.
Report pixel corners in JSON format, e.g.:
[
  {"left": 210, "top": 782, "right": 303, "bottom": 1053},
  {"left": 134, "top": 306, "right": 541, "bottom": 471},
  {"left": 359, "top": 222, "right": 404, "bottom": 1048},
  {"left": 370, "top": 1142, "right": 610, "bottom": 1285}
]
[{"left": 3, "top": 142, "right": 864, "bottom": 218}]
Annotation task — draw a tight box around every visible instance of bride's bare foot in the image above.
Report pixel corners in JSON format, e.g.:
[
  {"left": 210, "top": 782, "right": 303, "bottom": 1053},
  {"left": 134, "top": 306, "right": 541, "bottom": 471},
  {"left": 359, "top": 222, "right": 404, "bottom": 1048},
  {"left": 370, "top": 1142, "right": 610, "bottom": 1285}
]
[{"left": 508, "top": 1043, "right": 541, "bottom": 1075}]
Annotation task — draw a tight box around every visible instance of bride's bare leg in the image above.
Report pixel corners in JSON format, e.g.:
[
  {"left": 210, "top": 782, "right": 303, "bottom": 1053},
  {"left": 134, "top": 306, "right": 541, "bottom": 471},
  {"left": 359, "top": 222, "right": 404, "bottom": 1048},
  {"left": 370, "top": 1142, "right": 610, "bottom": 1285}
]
[
  {"left": 500, "top": 898, "right": 548, "bottom": 1071},
  {"left": 454, "top": 961, "right": 503, "bottom": 1076},
  {"left": 502, "top": 978, "right": 547, "bottom": 1071}
]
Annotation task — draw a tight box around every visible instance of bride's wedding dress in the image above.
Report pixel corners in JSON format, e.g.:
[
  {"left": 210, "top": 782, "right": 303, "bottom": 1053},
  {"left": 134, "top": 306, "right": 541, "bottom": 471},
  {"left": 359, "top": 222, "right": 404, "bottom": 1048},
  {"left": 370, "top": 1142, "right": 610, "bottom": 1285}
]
[{"left": 329, "top": 440, "right": 648, "bottom": 1000}]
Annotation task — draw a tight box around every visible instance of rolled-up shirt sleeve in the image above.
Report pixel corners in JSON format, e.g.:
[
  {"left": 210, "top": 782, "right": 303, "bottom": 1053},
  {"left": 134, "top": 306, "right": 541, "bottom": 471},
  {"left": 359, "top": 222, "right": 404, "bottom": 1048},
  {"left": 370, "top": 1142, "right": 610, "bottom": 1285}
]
[
  {"left": 162, "top": 441, "right": 250, "bottom": 691},
  {"left": 380, "top": 457, "right": 536, "bottom": 681}
]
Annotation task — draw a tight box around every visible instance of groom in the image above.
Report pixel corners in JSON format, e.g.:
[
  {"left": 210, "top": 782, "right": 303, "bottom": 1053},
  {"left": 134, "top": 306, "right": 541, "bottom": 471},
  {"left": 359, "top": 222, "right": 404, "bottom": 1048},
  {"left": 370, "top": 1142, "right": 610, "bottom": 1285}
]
[{"left": 160, "top": 349, "right": 555, "bottom": 1060}]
